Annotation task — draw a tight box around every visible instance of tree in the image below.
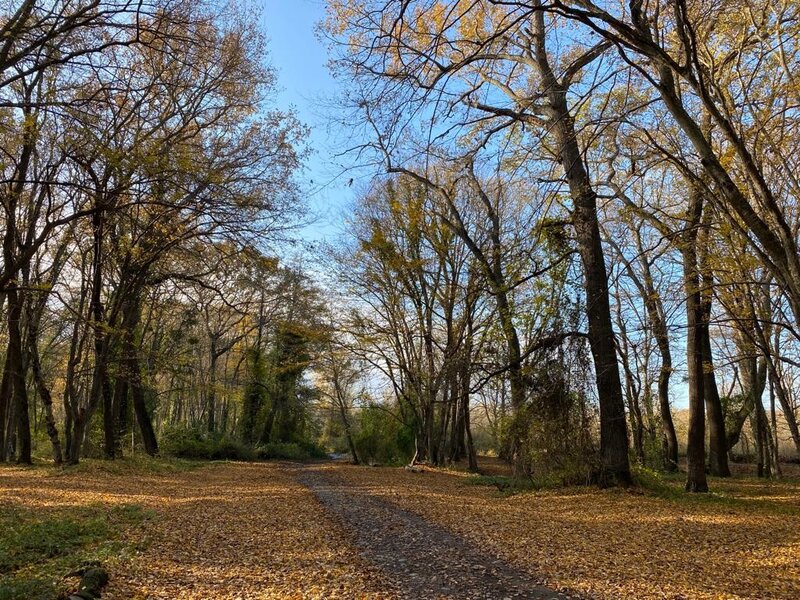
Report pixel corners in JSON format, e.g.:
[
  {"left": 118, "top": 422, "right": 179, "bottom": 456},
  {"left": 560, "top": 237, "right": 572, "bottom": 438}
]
[{"left": 326, "top": 0, "right": 631, "bottom": 484}]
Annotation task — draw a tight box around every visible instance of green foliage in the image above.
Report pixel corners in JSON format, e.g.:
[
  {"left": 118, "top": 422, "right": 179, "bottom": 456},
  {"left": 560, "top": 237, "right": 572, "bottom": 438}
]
[
  {"left": 631, "top": 465, "right": 675, "bottom": 496},
  {"left": 160, "top": 426, "right": 255, "bottom": 461},
  {"left": 352, "top": 405, "right": 414, "bottom": 465},
  {"left": 241, "top": 347, "right": 269, "bottom": 445},
  {"left": 255, "top": 441, "right": 327, "bottom": 461},
  {"left": 160, "top": 426, "right": 327, "bottom": 461},
  {"left": 57, "top": 456, "right": 201, "bottom": 476},
  {"left": 639, "top": 432, "right": 669, "bottom": 471},
  {"left": 258, "top": 322, "right": 320, "bottom": 447},
  {"left": 494, "top": 363, "right": 599, "bottom": 484},
  {"left": 0, "top": 503, "right": 151, "bottom": 600}
]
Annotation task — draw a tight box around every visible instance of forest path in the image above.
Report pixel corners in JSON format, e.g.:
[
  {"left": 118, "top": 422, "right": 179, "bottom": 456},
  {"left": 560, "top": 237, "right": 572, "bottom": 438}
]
[{"left": 294, "top": 462, "right": 570, "bottom": 600}]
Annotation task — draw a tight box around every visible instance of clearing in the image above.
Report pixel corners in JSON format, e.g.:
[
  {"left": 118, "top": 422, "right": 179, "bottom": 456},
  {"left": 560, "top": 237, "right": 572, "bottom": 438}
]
[{"left": 1, "top": 460, "right": 799, "bottom": 599}]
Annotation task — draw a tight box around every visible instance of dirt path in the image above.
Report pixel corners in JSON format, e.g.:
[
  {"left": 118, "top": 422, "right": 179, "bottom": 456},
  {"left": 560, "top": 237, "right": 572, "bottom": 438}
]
[
  {"left": 3, "top": 460, "right": 572, "bottom": 599},
  {"left": 295, "top": 463, "right": 570, "bottom": 600}
]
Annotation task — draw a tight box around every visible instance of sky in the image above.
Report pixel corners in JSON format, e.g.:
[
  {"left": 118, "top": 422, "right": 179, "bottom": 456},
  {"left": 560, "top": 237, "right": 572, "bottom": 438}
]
[
  {"left": 257, "top": 2, "right": 696, "bottom": 409},
  {"left": 260, "top": 0, "right": 356, "bottom": 246}
]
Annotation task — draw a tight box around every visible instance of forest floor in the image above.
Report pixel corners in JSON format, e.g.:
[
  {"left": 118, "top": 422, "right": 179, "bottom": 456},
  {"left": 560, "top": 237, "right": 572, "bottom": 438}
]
[{"left": 1, "top": 458, "right": 799, "bottom": 599}]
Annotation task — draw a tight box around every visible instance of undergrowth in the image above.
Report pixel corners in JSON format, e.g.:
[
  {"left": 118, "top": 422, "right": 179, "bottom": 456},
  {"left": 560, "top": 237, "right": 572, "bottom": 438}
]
[{"left": 0, "top": 502, "right": 153, "bottom": 600}]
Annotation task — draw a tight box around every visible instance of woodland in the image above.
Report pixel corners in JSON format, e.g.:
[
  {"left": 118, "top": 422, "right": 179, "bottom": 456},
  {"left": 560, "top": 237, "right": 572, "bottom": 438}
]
[{"left": 2, "top": 1, "right": 800, "bottom": 599}]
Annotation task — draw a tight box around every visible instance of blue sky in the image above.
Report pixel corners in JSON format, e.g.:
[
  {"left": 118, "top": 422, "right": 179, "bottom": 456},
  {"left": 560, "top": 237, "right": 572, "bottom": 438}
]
[
  {"left": 260, "top": 0, "right": 355, "bottom": 245},
  {"left": 257, "top": 2, "right": 698, "bottom": 409}
]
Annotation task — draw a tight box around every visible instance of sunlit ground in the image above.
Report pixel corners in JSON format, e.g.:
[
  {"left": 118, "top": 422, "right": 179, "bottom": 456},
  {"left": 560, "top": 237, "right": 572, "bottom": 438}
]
[
  {"left": 2, "top": 458, "right": 798, "bottom": 599},
  {"left": 332, "top": 459, "right": 800, "bottom": 599},
  {"left": 0, "top": 460, "right": 393, "bottom": 599}
]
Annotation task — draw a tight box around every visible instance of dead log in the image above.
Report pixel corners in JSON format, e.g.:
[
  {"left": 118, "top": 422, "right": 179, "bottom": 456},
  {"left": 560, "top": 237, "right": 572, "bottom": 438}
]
[{"left": 67, "top": 566, "right": 109, "bottom": 600}]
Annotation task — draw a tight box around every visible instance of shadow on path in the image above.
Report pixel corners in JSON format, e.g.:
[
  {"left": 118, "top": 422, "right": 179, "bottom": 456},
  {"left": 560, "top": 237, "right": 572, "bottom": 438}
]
[{"left": 295, "top": 465, "right": 572, "bottom": 600}]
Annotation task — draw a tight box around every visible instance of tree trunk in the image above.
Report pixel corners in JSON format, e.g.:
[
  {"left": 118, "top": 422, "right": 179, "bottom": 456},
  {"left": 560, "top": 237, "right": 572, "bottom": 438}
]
[
  {"left": 28, "top": 320, "right": 63, "bottom": 464},
  {"left": 130, "top": 365, "right": 158, "bottom": 457},
  {"left": 463, "top": 386, "right": 478, "bottom": 472},
  {"left": 0, "top": 351, "right": 11, "bottom": 461},
  {"left": 726, "top": 357, "right": 767, "bottom": 452},
  {"left": 699, "top": 321, "right": 729, "bottom": 477},
  {"left": 657, "top": 361, "right": 678, "bottom": 471},
  {"left": 531, "top": 6, "right": 630, "bottom": 485},
  {"left": 87, "top": 207, "right": 115, "bottom": 460},
  {"left": 752, "top": 402, "right": 771, "bottom": 477},
  {"left": 113, "top": 376, "right": 130, "bottom": 456},
  {"left": 698, "top": 211, "right": 730, "bottom": 477},
  {"left": 769, "top": 366, "right": 800, "bottom": 457},
  {"left": 123, "top": 294, "right": 158, "bottom": 456},
  {"left": 616, "top": 307, "right": 645, "bottom": 463},
  {"left": 764, "top": 330, "right": 800, "bottom": 457},
  {"left": 260, "top": 402, "right": 277, "bottom": 445},
  {"left": 207, "top": 339, "right": 218, "bottom": 433},
  {"left": 682, "top": 188, "right": 708, "bottom": 493},
  {"left": 6, "top": 286, "right": 32, "bottom": 464},
  {"left": 768, "top": 375, "right": 782, "bottom": 477},
  {"left": 336, "top": 395, "right": 360, "bottom": 465}
]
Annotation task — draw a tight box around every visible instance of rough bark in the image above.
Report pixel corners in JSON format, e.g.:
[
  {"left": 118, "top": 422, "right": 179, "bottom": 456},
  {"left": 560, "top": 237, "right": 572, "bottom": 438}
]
[
  {"left": 682, "top": 188, "right": 708, "bottom": 493},
  {"left": 28, "top": 320, "right": 63, "bottom": 464},
  {"left": 0, "top": 351, "right": 10, "bottom": 461},
  {"left": 701, "top": 326, "right": 730, "bottom": 477},
  {"left": 697, "top": 212, "right": 730, "bottom": 477},
  {"left": 532, "top": 5, "right": 630, "bottom": 485},
  {"left": 6, "top": 286, "right": 32, "bottom": 464}
]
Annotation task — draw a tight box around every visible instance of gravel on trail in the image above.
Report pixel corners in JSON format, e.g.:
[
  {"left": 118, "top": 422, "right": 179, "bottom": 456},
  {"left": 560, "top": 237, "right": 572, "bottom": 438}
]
[{"left": 295, "top": 464, "right": 571, "bottom": 600}]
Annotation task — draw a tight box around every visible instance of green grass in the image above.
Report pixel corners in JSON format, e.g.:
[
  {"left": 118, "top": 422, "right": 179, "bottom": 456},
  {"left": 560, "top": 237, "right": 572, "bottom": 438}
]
[
  {"left": 0, "top": 502, "right": 153, "bottom": 600},
  {"left": 44, "top": 455, "right": 204, "bottom": 477},
  {"left": 631, "top": 465, "right": 800, "bottom": 515},
  {"left": 463, "top": 474, "right": 541, "bottom": 496}
]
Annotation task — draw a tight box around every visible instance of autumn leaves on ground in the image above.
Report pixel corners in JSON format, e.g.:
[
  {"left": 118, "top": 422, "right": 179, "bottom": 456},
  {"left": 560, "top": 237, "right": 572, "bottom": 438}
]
[{"left": 2, "top": 459, "right": 799, "bottom": 600}]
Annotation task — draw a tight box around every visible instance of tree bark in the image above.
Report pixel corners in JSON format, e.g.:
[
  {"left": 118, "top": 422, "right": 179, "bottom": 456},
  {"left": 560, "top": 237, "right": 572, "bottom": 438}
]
[
  {"left": 682, "top": 188, "right": 708, "bottom": 493},
  {"left": 532, "top": 5, "right": 630, "bottom": 485},
  {"left": 700, "top": 324, "right": 729, "bottom": 477},
  {"left": 207, "top": 337, "right": 218, "bottom": 433},
  {"left": 122, "top": 293, "right": 158, "bottom": 456},
  {"left": 697, "top": 211, "right": 730, "bottom": 477},
  {"left": 0, "top": 351, "right": 11, "bottom": 461},
  {"left": 726, "top": 356, "right": 767, "bottom": 452},
  {"left": 6, "top": 286, "right": 32, "bottom": 464},
  {"left": 87, "top": 207, "right": 115, "bottom": 460},
  {"left": 28, "top": 318, "right": 63, "bottom": 464}
]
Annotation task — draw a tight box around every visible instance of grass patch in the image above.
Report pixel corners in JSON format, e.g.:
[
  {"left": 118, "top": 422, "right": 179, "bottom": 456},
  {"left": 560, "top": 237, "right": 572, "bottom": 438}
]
[
  {"left": 631, "top": 465, "right": 800, "bottom": 515},
  {"left": 53, "top": 455, "right": 204, "bottom": 477},
  {"left": 0, "top": 502, "right": 153, "bottom": 600},
  {"left": 464, "top": 474, "right": 540, "bottom": 496}
]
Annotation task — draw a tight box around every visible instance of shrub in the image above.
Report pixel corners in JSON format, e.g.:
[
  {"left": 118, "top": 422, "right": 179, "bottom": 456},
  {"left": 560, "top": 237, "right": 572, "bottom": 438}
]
[
  {"left": 353, "top": 404, "right": 414, "bottom": 465},
  {"left": 160, "top": 426, "right": 254, "bottom": 461},
  {"left": 255, "top": 442, "right": 326, "bottom": 461},
  {"left": 493, "top": 363, "right": 599, "bottom": 484}
]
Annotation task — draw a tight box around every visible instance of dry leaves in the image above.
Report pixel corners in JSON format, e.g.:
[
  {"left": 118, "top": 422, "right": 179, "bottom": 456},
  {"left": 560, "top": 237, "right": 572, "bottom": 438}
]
[
  {"left": 331, "top": 463, "right": 800, "bottom": 600},
  {"left": 3, "top": 460, "right": 798, "bottom": 600},
  {"left": 0, "top": 462, "right": 392, "bottom": 599}
]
